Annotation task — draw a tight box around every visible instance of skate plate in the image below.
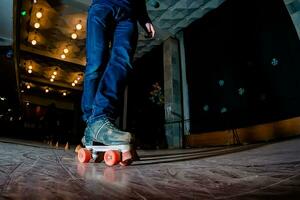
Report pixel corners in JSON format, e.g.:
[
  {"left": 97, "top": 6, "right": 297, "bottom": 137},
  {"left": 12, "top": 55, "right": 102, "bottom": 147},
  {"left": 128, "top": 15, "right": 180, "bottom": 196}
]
[
  {"left": 85, "top": 144, "right": 130, "bottom": 153},
  {"left": 77, "top": 145, "right": 132, "bottom": 166}
]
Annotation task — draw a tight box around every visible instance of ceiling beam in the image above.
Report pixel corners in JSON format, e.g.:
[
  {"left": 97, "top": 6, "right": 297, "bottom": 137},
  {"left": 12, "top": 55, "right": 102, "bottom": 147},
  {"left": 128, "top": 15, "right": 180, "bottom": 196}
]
[
  {"left": 20, "top": 44, "right": 86, "bottom": 66},
  {"left": 21, "top": 75, "right": 83, "bottom": 91}
]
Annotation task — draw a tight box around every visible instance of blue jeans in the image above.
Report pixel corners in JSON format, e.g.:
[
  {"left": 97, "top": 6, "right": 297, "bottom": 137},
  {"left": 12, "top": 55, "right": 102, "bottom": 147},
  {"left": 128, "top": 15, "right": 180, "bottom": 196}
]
[{"left": 81, "top": 0, "right": 138, "bottom": 124}]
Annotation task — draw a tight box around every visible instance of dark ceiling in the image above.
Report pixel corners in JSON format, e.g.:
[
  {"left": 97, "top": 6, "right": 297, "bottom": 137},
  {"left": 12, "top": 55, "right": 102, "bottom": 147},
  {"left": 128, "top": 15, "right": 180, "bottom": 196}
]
[{"left": 9, "top": 0, "right": 226, "bottom": 110}]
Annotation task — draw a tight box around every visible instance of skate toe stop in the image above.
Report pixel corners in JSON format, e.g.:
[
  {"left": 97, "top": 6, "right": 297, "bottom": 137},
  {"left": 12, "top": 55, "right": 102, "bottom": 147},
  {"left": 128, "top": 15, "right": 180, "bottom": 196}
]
[
  {"left": 75, "top": 144, "right": 83, "bottom": 153},
  {"left": 120, "top": 151, "right": 133, "bottom": 166}
]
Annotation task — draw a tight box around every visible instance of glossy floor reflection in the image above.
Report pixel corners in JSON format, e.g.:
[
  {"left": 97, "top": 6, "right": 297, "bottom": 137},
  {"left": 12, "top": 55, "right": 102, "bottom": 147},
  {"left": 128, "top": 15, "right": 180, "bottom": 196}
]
[{"left": 1, "top": 137, "right": 300, "bottom": 199}]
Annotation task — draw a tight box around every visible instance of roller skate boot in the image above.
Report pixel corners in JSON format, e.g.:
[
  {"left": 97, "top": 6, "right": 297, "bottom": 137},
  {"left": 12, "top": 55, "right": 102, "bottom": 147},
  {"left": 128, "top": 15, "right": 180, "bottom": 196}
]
[{"left": 78, "top": 117, "right": 134, "bottom": 166}]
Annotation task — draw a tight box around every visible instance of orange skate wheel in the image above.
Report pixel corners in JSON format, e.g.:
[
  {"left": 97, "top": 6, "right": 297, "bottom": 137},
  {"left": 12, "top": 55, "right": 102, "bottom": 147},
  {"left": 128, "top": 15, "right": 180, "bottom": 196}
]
[
  {"left": 78, "top": 148, "right": 92, "bottom": 163},
  {"left": 104, "top": 150, "right": 121, "bottom": 166}
]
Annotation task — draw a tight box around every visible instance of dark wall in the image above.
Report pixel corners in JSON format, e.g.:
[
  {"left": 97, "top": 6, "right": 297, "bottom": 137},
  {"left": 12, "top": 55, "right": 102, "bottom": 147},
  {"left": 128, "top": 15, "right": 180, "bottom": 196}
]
[
  {"left": 0, "top": 46, "right": 21, "bottom": 136},
  {"left": 127, "top": 45, "right": 166, "bottom": 149},
  {"left": 184, "top": 0, "right": 300, "bottom": 133},
  {"left": 19, "top": 102, "right": 77, "bottom": 143},
  {"left": 0, "top": 46, "right": 18, "bottom": 105}
]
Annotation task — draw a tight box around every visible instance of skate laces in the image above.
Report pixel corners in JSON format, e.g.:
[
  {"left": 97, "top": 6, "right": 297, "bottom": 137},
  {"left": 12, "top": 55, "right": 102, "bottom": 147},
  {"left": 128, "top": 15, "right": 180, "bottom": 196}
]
[{"left": 103, "top": 118, "right": 118, "bottom": 130}]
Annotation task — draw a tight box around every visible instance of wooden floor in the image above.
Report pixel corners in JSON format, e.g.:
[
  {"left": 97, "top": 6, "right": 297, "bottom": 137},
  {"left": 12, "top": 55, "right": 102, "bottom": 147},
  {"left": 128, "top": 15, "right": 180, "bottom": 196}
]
[{"left": 0, "top": 137, "right": 300, "bottom": 199}]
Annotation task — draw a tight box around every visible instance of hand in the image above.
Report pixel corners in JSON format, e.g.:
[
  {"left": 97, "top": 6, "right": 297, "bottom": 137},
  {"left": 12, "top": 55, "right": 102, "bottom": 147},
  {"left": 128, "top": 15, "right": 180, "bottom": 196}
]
[{"left": 145, "top": 22, "right": 155, "bottom": 38}]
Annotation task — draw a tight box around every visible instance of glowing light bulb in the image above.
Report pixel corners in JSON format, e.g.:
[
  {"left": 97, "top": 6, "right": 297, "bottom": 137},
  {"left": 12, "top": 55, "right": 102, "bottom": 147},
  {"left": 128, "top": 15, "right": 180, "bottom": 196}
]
[
  {"left": 63, "top": 92, "right": 67, "bottom": 96},
  {"left": 71, "top": 33, "right": 77, "bottom": 39},
  {"left": 61, "top": 54, "right": 66, "bottom": 59},
  {"left": 26, "top": 85, "right": 31, "bottom": 89},
  {"left": 51, "top": 75, "right": 55, "bottom": 79},
  {"left": 28, "top": 69, "right": 32, "bottom": 74},
  {"left": 34, "top": 22, "right": 40, "bottom": 29},
  {"left": 28, "top": 65, "right": 33, "bottom": 70},
  {"left": 31, "top": 40, "right": 37, "bottom": 45},
  {"left": 63, "top": 48, "right": 69, "bottom": 54},
  {"left": 36, "top": 12, "right": 43, "bottom": 19},
  {"left": 53, "top": 71, "right": 57, "bottom": 76},
  {"left": 72, "top": 83, "right": 76, "bottom": 87},
  {"left": 50, "top": 78, "right": 54, "bottom": 82},
  {"left": 76, "top": 23, "right": 82, "bottom": 30},
  {"left": 45, "top": 89, "right": 49, "bottom": 93},
  {"left": 74, "top": 80, "right": 78, "bottom": 84},
  {"left": 77, "top": 76, "right": 81, "bottom": 80}
]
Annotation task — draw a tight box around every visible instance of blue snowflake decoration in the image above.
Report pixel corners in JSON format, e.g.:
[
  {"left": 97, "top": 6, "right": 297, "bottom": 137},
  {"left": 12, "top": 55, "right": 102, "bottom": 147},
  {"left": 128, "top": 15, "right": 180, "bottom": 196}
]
[
  {"left": 271, "top": 58, "right": 279, "bottom": 66},
  {"left": 203, "top": 105, "right": 209, "bottom": 112},
  {"left": 218, "top": 80, "right": 225, "bottom": 87},
  {"left": 220, "top": 107, "right": 227, "bottom": 113},
  {"left": 238, "top": 88, "right": 245, "bottom": 96}
]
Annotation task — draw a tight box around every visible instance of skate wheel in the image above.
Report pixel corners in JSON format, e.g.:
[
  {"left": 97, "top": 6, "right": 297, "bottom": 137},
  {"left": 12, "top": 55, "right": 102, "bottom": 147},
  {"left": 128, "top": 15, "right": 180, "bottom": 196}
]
[
  {"left": 104, "top": 150, "right": 121, "bottom": 166},
  {"left": 78, "top": 148, "right": 92, "bottom": 163}
]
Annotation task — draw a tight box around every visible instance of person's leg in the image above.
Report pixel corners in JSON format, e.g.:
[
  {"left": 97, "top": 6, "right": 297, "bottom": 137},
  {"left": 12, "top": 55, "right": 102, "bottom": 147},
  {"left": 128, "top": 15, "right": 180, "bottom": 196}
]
[
  {"left": 85, "top": 8, "right": 138, "bottom": 150},
  {"left": 81, "top": 2, "right": 113, "bottom": 145},
  {"left": 90, "top": 15, "right": 138, "bottom": 123},
  {"left": 81, "top": 2, "right": 113, "bottom": 123}
]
